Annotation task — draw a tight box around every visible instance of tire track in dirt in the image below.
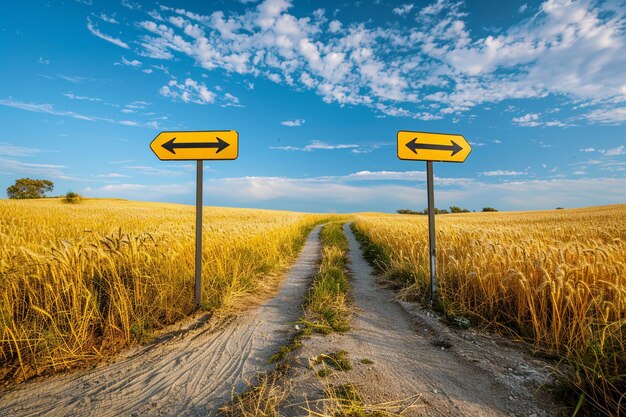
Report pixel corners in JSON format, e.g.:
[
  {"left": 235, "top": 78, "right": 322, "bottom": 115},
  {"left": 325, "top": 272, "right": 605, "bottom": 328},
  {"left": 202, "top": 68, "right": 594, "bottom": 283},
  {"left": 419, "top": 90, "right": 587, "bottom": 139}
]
[{"left": 0, "top": 226, "right": 322, "bottom": 417}]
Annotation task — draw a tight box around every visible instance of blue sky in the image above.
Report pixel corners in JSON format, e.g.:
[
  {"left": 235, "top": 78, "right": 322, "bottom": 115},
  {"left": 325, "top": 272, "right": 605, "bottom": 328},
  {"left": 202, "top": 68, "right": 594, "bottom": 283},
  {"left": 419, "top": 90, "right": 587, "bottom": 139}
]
[{"left": 1, "top": 0, "right": 625, "bottom": 213}]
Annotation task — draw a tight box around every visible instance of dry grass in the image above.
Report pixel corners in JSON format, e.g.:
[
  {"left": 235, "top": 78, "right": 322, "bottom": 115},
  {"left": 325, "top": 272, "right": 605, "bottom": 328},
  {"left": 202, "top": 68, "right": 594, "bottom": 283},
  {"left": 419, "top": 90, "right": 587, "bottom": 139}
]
[
  {"left": 218, "top": 371, "right": 291, "bottom": 417},
  {"left": 353, "top": 205, "right": 626, "bottom": 415},
  {"left": 0, "top": 198, "right": 326, "bottom": 385},
  {"left": 303, "top": 222, "right": 351, "bottom": 334},
  {"left": 307, "top": 383, "right": 421, "bottom": 417}
]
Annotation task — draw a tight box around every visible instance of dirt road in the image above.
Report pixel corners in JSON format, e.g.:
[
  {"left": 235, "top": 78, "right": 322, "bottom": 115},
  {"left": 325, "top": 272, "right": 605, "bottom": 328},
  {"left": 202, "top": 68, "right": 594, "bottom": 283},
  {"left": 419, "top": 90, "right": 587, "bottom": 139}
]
[
  {"left": 282, "top": 224, "right": 559, "bottom": 416},
  {"left": 0, "top": 226, "right": 322, "bottom": 417}
]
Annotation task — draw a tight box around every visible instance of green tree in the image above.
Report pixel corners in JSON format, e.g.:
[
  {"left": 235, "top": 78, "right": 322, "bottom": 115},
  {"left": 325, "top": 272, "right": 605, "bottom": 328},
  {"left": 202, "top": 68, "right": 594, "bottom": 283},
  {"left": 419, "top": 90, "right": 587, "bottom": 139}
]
[
  {"left": 482, "top": 207, "right": 498, "bottom": 212},
  {"left": 6, "top": 178, "right": 54, "bottom": 199}
]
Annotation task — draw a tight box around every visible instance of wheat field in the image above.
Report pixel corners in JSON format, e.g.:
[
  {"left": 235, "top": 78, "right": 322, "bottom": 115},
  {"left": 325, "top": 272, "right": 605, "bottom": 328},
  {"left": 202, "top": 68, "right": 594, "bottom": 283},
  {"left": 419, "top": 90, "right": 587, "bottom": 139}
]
[
  {"left": 0, "top": 198, "right": 325, "bottom": 384},
  {"left": 353, "top": 205, "right": 626, "bottom": 414}
]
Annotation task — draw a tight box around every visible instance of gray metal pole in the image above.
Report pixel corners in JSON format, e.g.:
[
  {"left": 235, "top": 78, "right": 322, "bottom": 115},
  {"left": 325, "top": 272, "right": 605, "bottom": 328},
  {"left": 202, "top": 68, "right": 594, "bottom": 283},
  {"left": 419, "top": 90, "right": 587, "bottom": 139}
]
[
  {"left": 195, "top": 160, "right": 203, "bottom": 307},
  {"left": 426, "top": 161, "right": 438, "bottom": 306}
]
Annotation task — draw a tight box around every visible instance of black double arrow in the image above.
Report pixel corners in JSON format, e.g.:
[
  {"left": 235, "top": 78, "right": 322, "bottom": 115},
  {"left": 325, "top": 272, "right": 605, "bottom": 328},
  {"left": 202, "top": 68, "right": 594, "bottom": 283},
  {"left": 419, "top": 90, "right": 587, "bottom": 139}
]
[
  {"left": 162, "top": 137, "right": 230, "bottom": 154},
  {"left": 406, "top": 137, "right": 463, "bottom": 156}
]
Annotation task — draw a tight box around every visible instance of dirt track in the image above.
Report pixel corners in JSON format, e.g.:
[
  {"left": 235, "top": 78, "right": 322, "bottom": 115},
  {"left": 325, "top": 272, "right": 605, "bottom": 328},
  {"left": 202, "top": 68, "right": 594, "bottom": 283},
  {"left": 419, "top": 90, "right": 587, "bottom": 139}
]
[
  {"left": 0, "top": 226, "right": 322, "bottom": 417},
  {"left": 281, "top": 224, "right": 559, "bottom": 416}
]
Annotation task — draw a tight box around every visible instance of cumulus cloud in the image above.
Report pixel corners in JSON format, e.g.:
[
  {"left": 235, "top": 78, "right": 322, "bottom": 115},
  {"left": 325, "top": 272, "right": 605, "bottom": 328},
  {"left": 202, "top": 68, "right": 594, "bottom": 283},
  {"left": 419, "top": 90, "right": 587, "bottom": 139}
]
[
  {"left": 125, "top": 0, "right": 626, "bottom": 123},
  {"left": 159, "top": 78, "right": 216, "bottom": 104},
  {"left": 512, "top": 112, "right": 566, "bottom": 127},
  {"left": 392, "top": 4, "right": 414, "bottom": 16}
]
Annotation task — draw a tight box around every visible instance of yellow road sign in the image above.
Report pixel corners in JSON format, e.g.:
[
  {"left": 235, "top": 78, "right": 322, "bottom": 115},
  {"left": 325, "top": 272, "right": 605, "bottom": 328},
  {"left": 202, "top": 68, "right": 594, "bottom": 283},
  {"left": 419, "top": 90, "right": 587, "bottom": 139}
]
[
  {"left": 151, "top": 130, "right": 238, "bottom": 161},
  {"left": 397, "top": 131, "right": 471, "bottom": 163}
]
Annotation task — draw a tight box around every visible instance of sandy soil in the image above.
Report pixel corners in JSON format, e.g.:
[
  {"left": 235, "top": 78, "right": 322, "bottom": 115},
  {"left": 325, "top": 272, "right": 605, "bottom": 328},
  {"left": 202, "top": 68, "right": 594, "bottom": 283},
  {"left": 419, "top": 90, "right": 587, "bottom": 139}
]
[
  {"left": 0, "top": 226, "right": 322, "bottom": 417},
  {"left": 279, "top": 224, "right": 562, "bottom": 417}
]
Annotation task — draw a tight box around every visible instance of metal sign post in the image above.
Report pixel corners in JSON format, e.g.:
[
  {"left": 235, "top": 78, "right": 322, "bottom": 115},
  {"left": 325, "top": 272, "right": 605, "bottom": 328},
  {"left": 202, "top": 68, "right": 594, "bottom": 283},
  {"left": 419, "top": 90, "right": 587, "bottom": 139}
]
[
  {"left": 397, "top": 130, "right": 471, "bottom": 307},
  {"left": 151, "top": 130, "right": 239, "bottom": 307},
  {"left": 195, "top": 160, "right": 203, "bottom": 306},
  {"left": 426, "top": 161, "right": 438, "bottom": 305}
]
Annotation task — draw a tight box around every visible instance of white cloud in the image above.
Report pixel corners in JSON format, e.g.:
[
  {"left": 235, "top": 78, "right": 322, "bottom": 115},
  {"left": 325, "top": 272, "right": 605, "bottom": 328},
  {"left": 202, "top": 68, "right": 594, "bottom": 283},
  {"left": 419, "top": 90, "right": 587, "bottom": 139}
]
[
  {"left": 126, "top": 165, "right": 185, "bottom": 176},
  {"left": 87, "top": 18, "right": 129, "bottom": 49},
  {"left": 512, "top": 112, "right": 566, "bottom": 127},
  {"left": 579, "top": 148, "right": 595, "bottom": 152},
  {"left": 63, "top": 92, "right": 102, "bottom": 102},
  {"left": 121, "top": 0, "right": 141, "bottom": 10},
  {"left": 328, "top": 20, "right": 342, "bottom": 33},
  {"left": 98, "top": 173, "right": 130, "bottom": 178},
  {"left": 600, "top": 145, "right": 626, "bottom": 156},
  {"left": 86, "top": 183, "right": 192, "bottom": 200},
  {"left": 0, "top": 99, "right": 95, "bottom": 121},
  {"left": 0, "top": 143, "right": 45, "bottom": 157},
  {"left": 97, "top": 13, "right": 118, "bottom": 24},
  {"left": 38, "top": 57, "right": 50, "bottom": 65},
  {"left": 159, "top": 78, "right": 216, "bottom": 104},
  {"left": 222, "top": 92, "right": 243, "bottom": 107},
  {"left": 0, "top": 98, "right": 158, "bottom": 129},
  {"left": 271, "top": 140, "right": 359, "bottom": 151},
  {"left": 127, "top": 0, "right": 626, "bottom": 123},
  {"left": 116, "top": 57, "right": 142, "bottom": 67},
  {"left": 512, "top": 113, "right": 540, "bottom": 127},
  {"left": 0, "top": 157, "right": 67, "bottom": 178},
  {"left": 585, "top": 107, "right": 626, "bottom": 124},
  {"left": 392, "top": 4, "right": 414, "bottom": 16},
  {"left": 280, "top": 118, "right": 305, "bottom": 127},
  {"left": 84, "top": 167, "right": 626, "bottom": 212},
  {"left": 481, "top": 170, "right": 527, "bottom": 177},
  {"left": 518, "top": 3, "right": 528, "bottom": 13}
]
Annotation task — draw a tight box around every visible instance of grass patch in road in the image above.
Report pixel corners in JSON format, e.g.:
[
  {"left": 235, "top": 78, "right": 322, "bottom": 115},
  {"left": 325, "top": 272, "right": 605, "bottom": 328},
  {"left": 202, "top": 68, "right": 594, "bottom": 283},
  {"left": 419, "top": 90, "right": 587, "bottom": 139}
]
[
  {"left": 314, "top": 383, "right": 415, "bottom": 417},
  {"left": 305, "top": 222, "right": 351, "bottom": 334},
  {"left": 359, "top": 358, "right": 374, "bottom": 365},
  {"left": 313, "top": 350, "right": 352, "bottom": 372},
  {"left": 218, "top": 370, "right": 291, "bottom": 417}
]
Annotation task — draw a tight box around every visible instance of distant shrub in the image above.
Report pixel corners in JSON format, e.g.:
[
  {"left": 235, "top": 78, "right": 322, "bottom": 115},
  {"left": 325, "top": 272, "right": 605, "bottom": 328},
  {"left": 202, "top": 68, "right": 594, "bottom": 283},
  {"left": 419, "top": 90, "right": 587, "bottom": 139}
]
[
  {"left": 62, "top": 191, "right": 82, "bottom": 204},
  {"left": 450, "top": 206, "right": 470, "bottom": 213},
  {"left": 397, "top": 209, "right": 420, "bottom": 215},
  {"left": 482, "top": 207, "right": 498, "bottom": 212},
  {"left": 556, "top": 207, "right": 565, "bottom": 210}
]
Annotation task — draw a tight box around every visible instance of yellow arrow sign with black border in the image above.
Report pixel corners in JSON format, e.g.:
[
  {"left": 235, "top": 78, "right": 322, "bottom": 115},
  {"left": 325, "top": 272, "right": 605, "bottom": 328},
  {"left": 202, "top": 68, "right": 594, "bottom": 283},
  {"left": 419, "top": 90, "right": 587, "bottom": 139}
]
[
  {"left": 397, "top": 130, "right": 471, "bottom": 163},
  {"left": 151, "top": 130, "right": 238, "bottom": 161}
]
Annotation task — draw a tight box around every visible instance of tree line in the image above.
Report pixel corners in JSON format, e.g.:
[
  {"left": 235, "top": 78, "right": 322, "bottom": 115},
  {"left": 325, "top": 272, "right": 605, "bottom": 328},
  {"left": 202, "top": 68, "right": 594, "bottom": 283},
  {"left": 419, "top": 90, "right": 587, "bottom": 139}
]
[{"left": 397, "top": 206, "right": 498, "bottom": 215}]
